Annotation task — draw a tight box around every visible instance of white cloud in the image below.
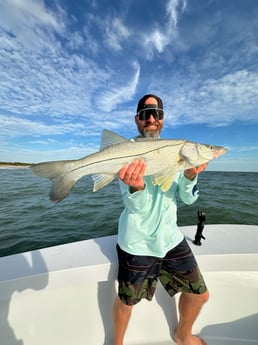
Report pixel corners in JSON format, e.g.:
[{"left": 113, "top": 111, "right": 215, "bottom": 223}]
[
  {"left": 0, "top": 114, "right": 67, "bottom": 137},
  {"left": 191, "top": 70, "right": 258, "bottom": 124},
  {"left": 96, "top": 62, "right": 140, "bottom": 112},
  {"left": 1, "top": 142, "right": 98, "bottom": 163},
  {"left": 141, "top": 0, "right": 187, "bottom": 57},
  {"left": 233, "top": 145, "right": 258, "bottom": 153},
  {"left": 104, "top": 17, "right": 131, "bottom": 51},
  {"left": 0, "top": 0, "right": 257, "bottom": 171},
  {"left": 0, "top": 2, "right": 141, "bottom": 122},
  {"left": 0, "top": 0, "right": 65, "bottom": 50},
  {"left": 166, "top": 0, "right": 187, "bottom": 28},
  {"left": 66, "top": 31, "right": 85, "bottom": 50},
  {"left": 144, "top": 30, "right": 168, "bottom": 56},
  {"left": 0, "top": 31, "right": 109, "bottom": 116},
  {"left": 152, "top": 68, "right": 258, "bottom": 127}
]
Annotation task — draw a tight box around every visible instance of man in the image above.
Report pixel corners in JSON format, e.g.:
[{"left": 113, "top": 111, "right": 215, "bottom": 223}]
[{"left": 113, "top": 94, "right": 209, "bottom": 345}]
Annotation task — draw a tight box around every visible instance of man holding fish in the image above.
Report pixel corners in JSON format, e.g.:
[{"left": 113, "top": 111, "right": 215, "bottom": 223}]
[
  {"left": 113, "top": 94, "right": 210, "bottom": 345},
  {"left": 32, "top": 94, "right": 227, "bottom": 344}
]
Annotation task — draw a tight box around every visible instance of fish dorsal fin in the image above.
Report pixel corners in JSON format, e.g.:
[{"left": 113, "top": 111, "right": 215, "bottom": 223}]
[{"left": 100, "top": 130, "right": 127, "bottom": 150}]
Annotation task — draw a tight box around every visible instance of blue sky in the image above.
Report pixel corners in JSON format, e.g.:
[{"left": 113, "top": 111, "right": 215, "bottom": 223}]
[{"left": 0, "top": 0, "right": 258, "bottom": 172}]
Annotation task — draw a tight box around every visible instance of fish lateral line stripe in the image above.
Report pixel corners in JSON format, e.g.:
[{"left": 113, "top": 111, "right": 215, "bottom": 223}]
[
  {"left": 70, "top": 153, "right": 146, "bottom": 173},
  {"left": 69, "top": 143, "right": 183, "bottom": 174}
]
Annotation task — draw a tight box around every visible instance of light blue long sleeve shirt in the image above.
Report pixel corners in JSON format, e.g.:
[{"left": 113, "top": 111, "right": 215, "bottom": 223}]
[{"left": 118, "top": 172, "right": 199, "bottom": 257}]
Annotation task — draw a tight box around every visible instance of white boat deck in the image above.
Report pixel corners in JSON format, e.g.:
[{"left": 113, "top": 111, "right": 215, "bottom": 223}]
[{"left": 0, "top": 224, "right": 258, "bottom": 345}]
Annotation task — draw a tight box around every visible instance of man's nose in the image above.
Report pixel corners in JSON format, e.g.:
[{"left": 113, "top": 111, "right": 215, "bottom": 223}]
[{"left": 147, "top": 114, "right": 156, "bottom": 122}]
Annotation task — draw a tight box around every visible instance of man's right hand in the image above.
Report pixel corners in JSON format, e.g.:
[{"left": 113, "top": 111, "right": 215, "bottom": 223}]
[{"left": 117, "top": 160, "right": 146, "bottom": 192}]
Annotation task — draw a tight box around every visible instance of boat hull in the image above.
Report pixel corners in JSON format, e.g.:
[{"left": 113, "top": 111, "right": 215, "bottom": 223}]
[{"left": 0, "top": 224, "right": 258, "bottom": 345}]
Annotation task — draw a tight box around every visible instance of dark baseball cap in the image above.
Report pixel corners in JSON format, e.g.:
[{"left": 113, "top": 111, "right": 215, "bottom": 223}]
[{"left": 136, "top": 94, "right": 163, "bottom": 113}]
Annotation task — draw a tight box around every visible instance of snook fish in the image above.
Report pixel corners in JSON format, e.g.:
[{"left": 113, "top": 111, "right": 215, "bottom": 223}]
[{"left": 32, "top": 130, "right": 227, "bottom": 202}]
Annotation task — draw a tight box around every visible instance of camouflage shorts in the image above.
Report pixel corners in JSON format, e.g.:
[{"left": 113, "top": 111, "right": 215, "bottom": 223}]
[{"left": 116, "top": 239, "right": 207, "bottom": 305}]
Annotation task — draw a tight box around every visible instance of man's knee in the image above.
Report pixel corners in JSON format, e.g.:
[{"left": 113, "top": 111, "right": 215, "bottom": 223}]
[
  {"left": 114, "top": 295, "right": 134, "bottom": 312},
  {"left": 181, "top": 289, "right": 209, "bottom": 306},
  {"left": 193, "top": 289, "right": 209, "bottom": 306},
  {"left": 201, "top": 290, "right": 209, "bottom": 303}
]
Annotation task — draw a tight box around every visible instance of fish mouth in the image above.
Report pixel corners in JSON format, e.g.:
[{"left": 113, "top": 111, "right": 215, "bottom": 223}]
[{"left": 214, "top": 147, "right": 228, "bottom": 158}]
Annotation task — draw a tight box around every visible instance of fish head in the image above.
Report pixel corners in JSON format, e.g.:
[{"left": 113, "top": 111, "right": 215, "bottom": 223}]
[{"left": 181, "top": 142, "right": 228, "bottom": 166}]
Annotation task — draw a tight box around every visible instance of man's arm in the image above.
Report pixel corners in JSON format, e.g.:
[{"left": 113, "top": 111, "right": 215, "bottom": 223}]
[{"left": 178, "top": 162, "right": 209, "bottom": 205}]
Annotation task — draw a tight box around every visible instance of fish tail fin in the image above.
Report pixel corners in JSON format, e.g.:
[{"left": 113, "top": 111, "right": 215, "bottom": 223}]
[
  {"left": 32, "top": 161, "right": 77, "bottom": 202},
  {"left": 49, "top": 174, "right": 76, "bottom": 202},
  {"left": 92, "top": 173, "right": 115, "bottom": 192}
]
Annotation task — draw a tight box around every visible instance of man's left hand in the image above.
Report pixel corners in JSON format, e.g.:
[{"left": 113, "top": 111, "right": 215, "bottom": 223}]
[{"left": 184, "top": 162, "right": 208, "bottom": 180}]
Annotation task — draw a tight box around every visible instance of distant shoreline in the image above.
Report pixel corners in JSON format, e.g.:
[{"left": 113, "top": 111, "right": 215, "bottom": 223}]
[
  {"left": 0, "top": 162, "right": 32, "bottom": 169},
  {"left": 0, "top": 163, "right": 256, "bottom": 173}
]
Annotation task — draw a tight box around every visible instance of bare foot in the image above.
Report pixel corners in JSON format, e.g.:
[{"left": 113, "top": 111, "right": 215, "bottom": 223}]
[{"left": 173, "top": 334, "right": 207, "bottom": 345}]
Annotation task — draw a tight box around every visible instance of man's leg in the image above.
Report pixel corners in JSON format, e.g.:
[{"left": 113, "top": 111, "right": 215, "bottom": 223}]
[
  {"left": 113, "top": 245, "right": 160, "bottom": 344},
  {"left": 174, "top": 290, "right": 209, "bottom": 345},
  {"left": 113, "top": 295, "right": 133, "bottom": 345},
  {"left": 159, "top": 239, "right": 209, "bottom": 344}
]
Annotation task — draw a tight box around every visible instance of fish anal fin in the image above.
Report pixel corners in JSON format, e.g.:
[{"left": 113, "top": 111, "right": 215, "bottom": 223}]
[
  {"left": 100, "top": 130, "right": 127, "bottom": 150},
  {"left": 152, "top": 175, "right": 175, "bottom": 192},
  {"left": 92, "top": 173, "right": 115, "bottom": 192},
  {"left": 152, "top": 166, "right": 178, "bottom": 192}
]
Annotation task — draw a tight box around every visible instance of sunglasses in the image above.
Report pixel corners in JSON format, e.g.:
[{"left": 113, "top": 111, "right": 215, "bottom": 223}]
[{"left": 137, "top": 108, "right": 164, "bottom": 121}]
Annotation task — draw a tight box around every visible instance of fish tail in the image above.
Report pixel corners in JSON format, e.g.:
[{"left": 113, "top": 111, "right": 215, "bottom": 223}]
[{"left": 32, "top": 161, "right": 77, "bottom": 202}]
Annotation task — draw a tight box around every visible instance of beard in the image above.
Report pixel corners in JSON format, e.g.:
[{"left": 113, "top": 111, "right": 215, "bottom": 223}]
[
  {"left": 142, "top": 123, "right": 161, "bottom": 138},
  {"left": 143, "top": 129, "right": 160, "bottom": 138}
]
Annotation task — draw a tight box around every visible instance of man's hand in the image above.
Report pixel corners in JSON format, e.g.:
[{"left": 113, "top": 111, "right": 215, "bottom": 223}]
[
  {"left": 184, "top": 162, "right": 208, "bottom": 180},
  {"left": 118, "top": 160, "right": 146, "bottom": 192}
]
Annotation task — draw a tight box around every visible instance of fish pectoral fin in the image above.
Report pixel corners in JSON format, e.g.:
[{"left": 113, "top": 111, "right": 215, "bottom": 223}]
[
  {"left": 92, "top": 173, "right": 115, "bottom": 192},
  {"left": 152, "top": 175, "right": 174, "bottom": 192}
]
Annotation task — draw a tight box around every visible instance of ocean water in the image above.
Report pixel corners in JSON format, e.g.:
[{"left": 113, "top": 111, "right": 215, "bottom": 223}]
[{"left": 0, "top": 168, "right": 257, "bottom": 257}]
